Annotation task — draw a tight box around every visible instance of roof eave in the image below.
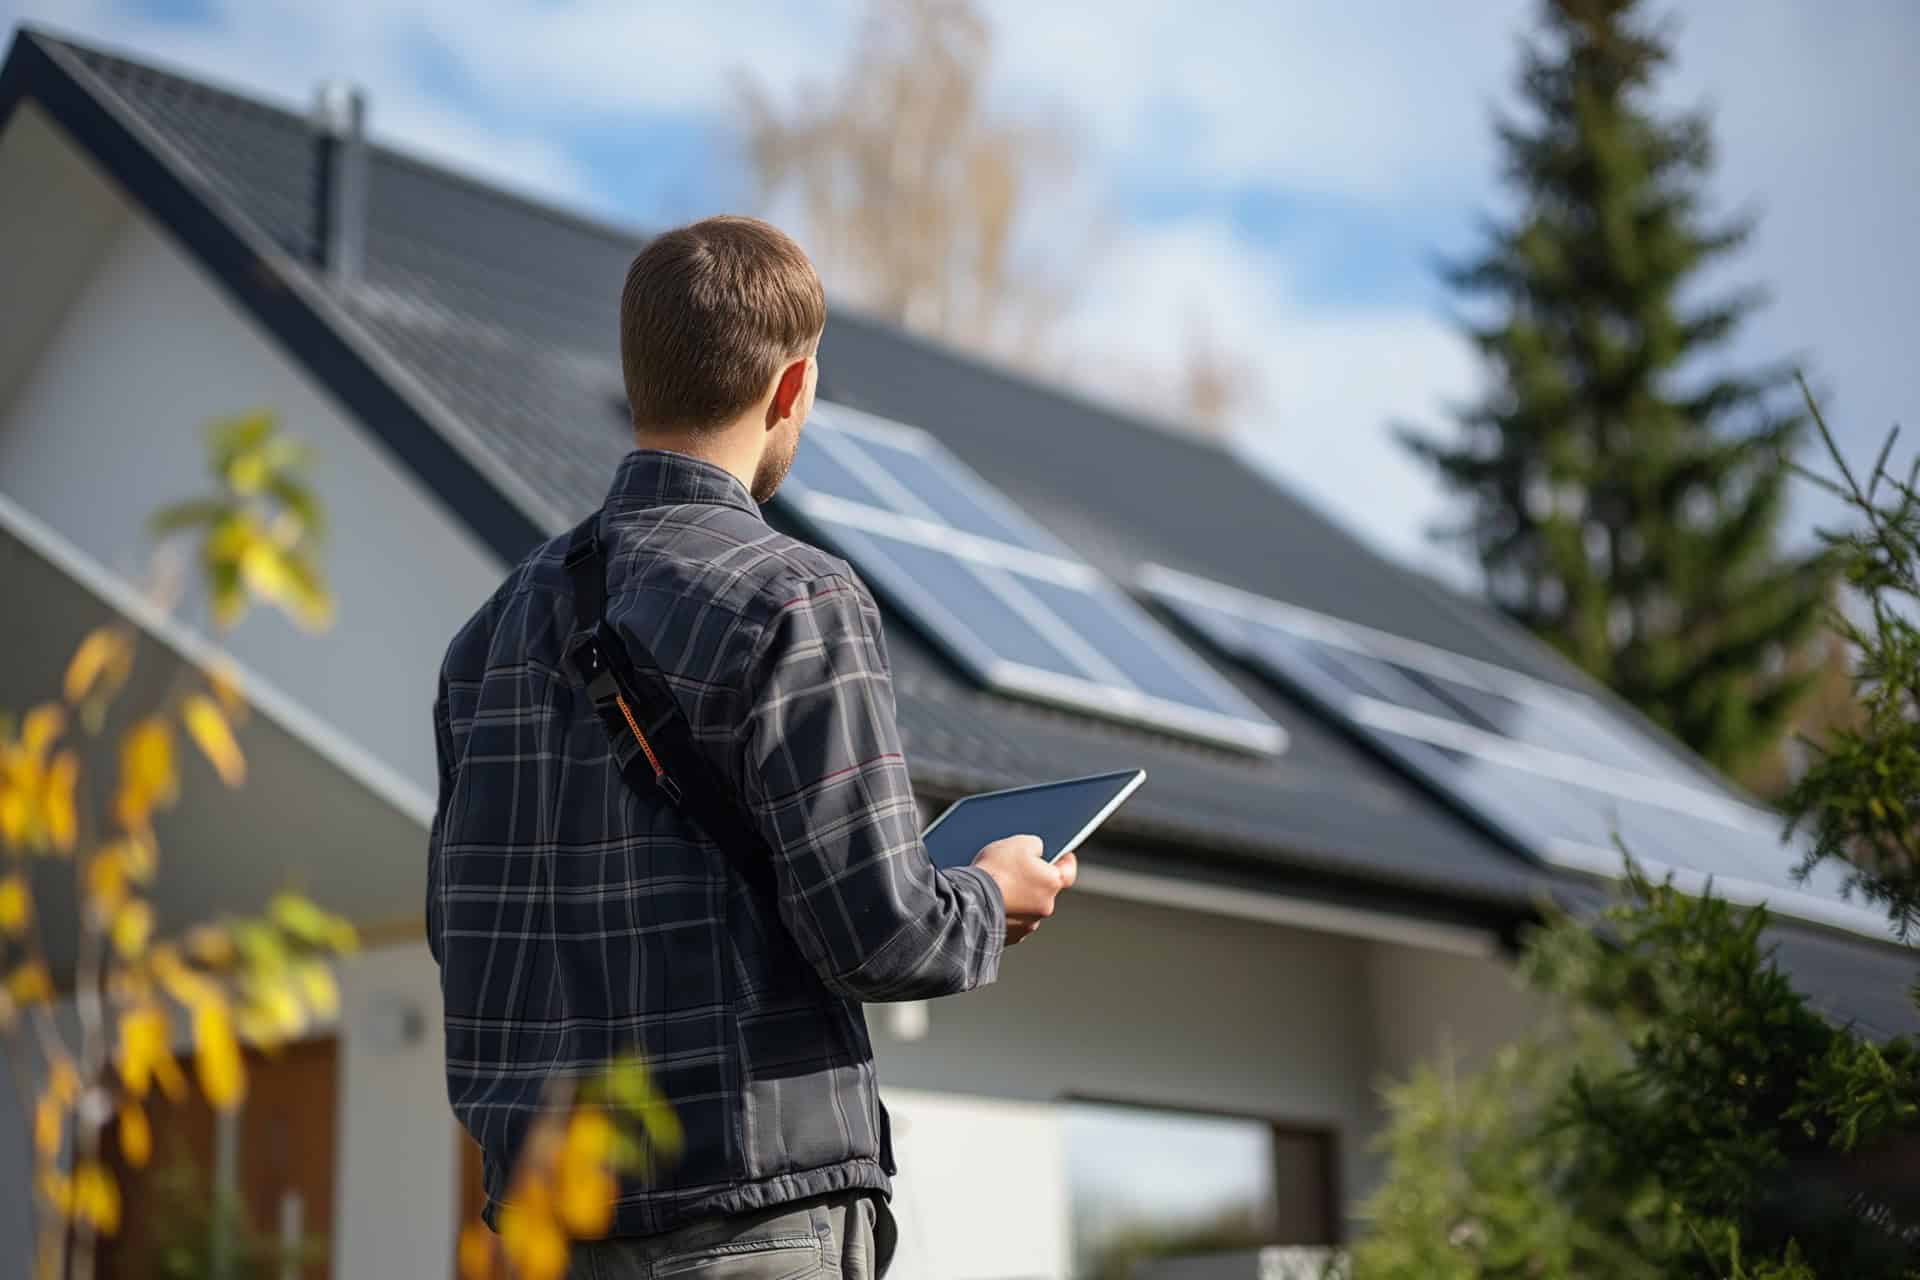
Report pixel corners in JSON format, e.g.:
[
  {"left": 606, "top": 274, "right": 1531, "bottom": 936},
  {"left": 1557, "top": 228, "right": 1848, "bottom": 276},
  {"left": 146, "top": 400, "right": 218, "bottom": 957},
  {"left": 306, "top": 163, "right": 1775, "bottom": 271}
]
[{"left": 1, "top": 27, "right": 553, "bottom": 562}]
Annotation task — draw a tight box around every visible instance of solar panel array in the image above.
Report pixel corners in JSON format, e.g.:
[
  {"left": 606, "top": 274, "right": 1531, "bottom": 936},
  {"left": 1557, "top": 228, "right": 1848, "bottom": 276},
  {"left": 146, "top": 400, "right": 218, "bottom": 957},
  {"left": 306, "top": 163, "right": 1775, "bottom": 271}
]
[
  {"left": 1142, "top": 564, "right": 1886, "bottom": 939},
  {"left": 776, "top": 403, "right": 1287, "bottom": 755}
]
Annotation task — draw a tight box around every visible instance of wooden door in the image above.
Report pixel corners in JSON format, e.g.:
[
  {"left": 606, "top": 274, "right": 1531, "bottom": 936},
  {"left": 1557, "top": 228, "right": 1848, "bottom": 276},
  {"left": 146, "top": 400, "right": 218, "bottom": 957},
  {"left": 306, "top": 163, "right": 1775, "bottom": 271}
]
[{"left": 100, "top": 1038, "right": 339, "bottom": 1280}]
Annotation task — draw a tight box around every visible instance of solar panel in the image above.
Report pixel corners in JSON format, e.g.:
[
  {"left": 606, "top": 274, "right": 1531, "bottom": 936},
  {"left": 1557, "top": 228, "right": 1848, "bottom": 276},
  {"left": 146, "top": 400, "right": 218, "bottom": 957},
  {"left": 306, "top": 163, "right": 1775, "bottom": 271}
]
[
  {"left": 1142, "top": 563, "right": 1888, "bottom": 939},
  {"left": 774, "top": 404, "right": 1286, "bottom": 755}
]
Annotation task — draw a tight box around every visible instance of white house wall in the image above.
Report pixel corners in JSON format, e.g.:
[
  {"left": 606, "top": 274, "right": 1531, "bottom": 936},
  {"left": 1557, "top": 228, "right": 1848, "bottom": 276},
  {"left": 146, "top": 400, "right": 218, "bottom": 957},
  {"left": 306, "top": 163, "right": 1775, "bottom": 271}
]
[
  {"left": 0, "top": 194, "right": 506, "bottom": 800},
  {"left": 1364, "top": 940, "right": 1542, "bottom": 1087},
  {"left": 873, "top": 890, "right": 1381, "bottom": 1260},
  {"left": 0, "top": 104, "right": 128, "bottom": 408},
  {"left": 882, "top": 1088, "right": 1070, "bottom": 1280},
  {"left": 319, "top": 893, "right": 1384, "bottom": 1280},
  {"left": 0, "top": 108, "right": 1544, "bottom": 1280},
  {"left": 332, "top": 942, "right": 462, "bottom": 1280},
  {"left": 1353, "top": 939, "right": 1544, "bottom": 1200},
  {"left": 169, "top": 893, "right": 1379, "bottom": 1280}
]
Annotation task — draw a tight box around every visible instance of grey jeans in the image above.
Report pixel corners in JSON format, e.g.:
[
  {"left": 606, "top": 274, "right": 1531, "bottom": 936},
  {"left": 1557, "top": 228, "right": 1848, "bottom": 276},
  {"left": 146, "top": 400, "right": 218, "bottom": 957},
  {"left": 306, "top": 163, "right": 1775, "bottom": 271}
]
[{"left": 567, "top": 1193, "right": 896, "bottom": 1279}]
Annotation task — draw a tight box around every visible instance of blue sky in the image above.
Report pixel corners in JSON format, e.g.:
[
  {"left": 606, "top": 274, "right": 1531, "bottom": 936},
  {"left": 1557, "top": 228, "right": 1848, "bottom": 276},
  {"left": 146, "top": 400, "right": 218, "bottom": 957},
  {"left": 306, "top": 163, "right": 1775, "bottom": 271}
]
[{"left": 6, "top": 0, "right": 1916, "bottom": 583}]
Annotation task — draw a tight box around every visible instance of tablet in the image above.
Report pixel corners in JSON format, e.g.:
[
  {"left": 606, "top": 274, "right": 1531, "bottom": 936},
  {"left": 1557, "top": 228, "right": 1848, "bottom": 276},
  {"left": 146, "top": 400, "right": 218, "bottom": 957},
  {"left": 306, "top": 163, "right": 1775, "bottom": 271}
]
[{"left": 920, "top": 770, "right": 1146, "bottom": 871}]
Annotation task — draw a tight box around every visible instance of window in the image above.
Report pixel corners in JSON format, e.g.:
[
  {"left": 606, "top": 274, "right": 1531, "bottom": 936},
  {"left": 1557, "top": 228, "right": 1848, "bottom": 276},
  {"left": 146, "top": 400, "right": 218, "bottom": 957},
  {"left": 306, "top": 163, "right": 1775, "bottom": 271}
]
[{"left": 1063, "top": 1099, "right": 1336, "bottom": 1279}]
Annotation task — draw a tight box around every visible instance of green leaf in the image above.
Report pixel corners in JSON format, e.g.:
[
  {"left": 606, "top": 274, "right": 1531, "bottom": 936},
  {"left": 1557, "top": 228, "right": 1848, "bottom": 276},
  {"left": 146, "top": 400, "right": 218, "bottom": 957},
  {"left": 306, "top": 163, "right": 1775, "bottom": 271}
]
[
  {"left": 270, "top": 892, "right": 340, "bottom": 948},
  {"left": 148, "top": 498, "right": 234, "bottom": 538},
  {"left": 204, "top": 411, "right": 275, "bottom": 471}
]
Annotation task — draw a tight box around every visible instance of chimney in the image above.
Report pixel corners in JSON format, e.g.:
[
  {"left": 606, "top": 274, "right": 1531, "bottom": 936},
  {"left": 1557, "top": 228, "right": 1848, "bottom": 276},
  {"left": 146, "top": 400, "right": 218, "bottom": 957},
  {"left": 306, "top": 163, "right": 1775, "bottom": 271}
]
[{"left": 310, "top": 81, "right": 368, "bottom": 289}]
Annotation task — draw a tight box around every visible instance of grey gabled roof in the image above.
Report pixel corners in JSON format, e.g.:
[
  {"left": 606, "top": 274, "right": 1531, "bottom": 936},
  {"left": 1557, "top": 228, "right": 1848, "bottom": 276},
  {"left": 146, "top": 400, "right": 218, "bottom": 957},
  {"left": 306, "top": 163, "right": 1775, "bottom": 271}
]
[
  {"left": 5, "top": 27, "right": 1546, "bottom": 917},
  {"left": 8, "top": 26, "right": 1915, "bottom": 1035}
]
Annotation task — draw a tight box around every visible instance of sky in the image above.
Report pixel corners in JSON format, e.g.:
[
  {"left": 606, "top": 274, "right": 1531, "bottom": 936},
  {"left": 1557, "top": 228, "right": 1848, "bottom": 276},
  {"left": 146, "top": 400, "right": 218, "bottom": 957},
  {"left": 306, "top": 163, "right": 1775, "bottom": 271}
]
[{"left": 3, "top": 0, "right": 1915, "bottom": 586}]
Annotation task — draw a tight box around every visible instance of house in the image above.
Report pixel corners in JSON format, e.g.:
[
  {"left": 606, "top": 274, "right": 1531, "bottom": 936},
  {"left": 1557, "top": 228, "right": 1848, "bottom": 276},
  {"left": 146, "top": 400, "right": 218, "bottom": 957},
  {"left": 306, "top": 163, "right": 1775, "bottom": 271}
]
[{"left": 1, "top": 25, "right": 1913, "bottom": 1280}]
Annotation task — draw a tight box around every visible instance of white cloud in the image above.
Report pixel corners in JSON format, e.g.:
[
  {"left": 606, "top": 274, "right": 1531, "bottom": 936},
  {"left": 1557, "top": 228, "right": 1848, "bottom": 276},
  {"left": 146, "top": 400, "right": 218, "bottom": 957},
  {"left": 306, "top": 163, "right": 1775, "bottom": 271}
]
[
  {"left": 1050, "top": 217, "right": 1477, "bottom": 581},
  {"left": 394, "top": 0, "right": 845, "bottom": 117},
  {"left": 5, "top": 0, "right": 609, "bottom": 209},
  {"left": 6, "top": 0, "right": 1912, "bottom": 571},
  {"left": 1666, "top": 1, "right": 1920, "bottom": 509},
  {"left": 979, "top": 0, "right": 1532, "bottom": 204}
]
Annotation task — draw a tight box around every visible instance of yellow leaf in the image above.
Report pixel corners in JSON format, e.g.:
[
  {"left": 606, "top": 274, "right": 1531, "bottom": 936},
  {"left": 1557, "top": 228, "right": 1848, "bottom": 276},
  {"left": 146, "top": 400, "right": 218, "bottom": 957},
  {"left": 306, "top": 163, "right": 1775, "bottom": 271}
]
[
  {"left": 289, "top": 574, "right": 336, "bottom": 631},
  {"left": 7, "top": 961, "right": 52, "bottom": 1006},
  {"left": 182, "top": 695, "right": 245, "bottom": 787},
  {"left": 118, "top": 718, "right": 178, "bottom": 831},
  {"left": 0, "top": 787, "right": 28, "bottom": 848},
  {"left": 44, "top": 750, "right": 78, "bottom": 854},
  {"left": 557, "top": 1164, "right": 616, "bottom": 1238},
  {"left": 119, "top": 1005, "right": 186, "bottom": 1103},
  {"left": 21, "top": 705, "right": 65, "bottom": 762},
  {"left": 235, "top": 1005, "right": 283, "bottom": 1049},
  {"left": 459, "top": 1222, "right": 496, "bottom": 1280},
  {"left": 86, "top": 850, "right": 130, "bottom": 918},
  {"left": 563, "top": 1110, "right": 614, "bottom": 1168},
  {"left": 118, "top": 1103, "right": 152, "bottom": 1169},
  {"left": 186, "top": 925, "right": 235, "bottom": 968},
  {"left": 65, "top": 628, "right": 132, "bottom": 706},
  {"left": 270, "top": 893, "right": 333, "bottom": 945},
  {"left": 0, "top": 875, "right": 29, "bottom": 935},
  {"left": 212, "top": 585, "right": 248, "bottom": 630},
  {"left": 295, "top": 963, "right": 339, "bottom": 1020},
  {"left": 207, "top": 663, "right": 249, "bottom": 723},
  {"left": 150, "top": 943, "right": 220, "bottom": 1008},
  {"left": 37, "top": 1170, "right": 73, "bottom": 1216},
  {"left": 228, "top": 449, "right": 271, "bottom": 496},
  {"left": 72, "top": 1161, "right": 120, "bottom": 1236},
  {"left": 500, "top": 1207, "right": 569, "bottom": 1280},
  {"left": 256, "top": 979, "right": 307, "bottom": 1039},
  {"left": 193, "top": 1000, "right": 246, "bottom": 1109},
  {"left": 117, "top": 833, "right": 158, "bottom": 883},
  {"left": 33, "top": 1090, "right": 62, "bottom": 1158},
  {"left": 207, "top": 513, "right": 257, "bottom": 562},
  {"left": 239, "top": 540, "right": 293, "bottom": 603},
  {"left": 48, "top": 1060, "right": 80, "bottom": 1102},
  {"left": 112, "top": 788, "right": 147, "bottom": 840},
  {"left": 111, "top": 900, "right": 154, "bottom": 958}
]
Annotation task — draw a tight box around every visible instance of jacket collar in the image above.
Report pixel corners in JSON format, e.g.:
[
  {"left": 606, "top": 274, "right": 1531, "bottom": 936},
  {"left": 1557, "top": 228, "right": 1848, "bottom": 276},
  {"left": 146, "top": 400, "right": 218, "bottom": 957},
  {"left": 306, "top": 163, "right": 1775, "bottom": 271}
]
[{"left": 602, "top": 449, "right": 762, "bottom": 522}]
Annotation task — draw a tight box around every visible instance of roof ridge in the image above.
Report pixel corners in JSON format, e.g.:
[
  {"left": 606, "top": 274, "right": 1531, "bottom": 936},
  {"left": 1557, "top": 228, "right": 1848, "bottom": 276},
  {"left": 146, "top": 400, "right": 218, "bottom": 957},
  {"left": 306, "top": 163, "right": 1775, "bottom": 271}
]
[
  {"left": 824, "top": 306, "right": 1242, "bottom": 461},
  {"left": 27, "top": 25, "right": 305, "bottom": 130},
  {"left": 25, "top": 26, "right": 654, "bottom": 254},
  {"left": 26, "top": 27, "right": 1247, "bottom": 470}
]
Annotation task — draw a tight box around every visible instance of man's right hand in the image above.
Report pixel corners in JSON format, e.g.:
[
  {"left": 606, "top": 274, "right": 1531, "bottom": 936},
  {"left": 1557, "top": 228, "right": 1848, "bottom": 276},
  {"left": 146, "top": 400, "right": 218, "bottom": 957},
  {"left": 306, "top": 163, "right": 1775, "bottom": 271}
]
[{"left": 971, "top": 835, "right": 1077, "bottom": 946}]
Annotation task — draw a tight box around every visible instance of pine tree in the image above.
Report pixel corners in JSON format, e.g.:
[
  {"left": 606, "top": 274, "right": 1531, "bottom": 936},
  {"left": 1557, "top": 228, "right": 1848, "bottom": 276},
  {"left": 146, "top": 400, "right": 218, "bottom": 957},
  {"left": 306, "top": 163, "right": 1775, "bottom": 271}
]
[
  {"left": 1402, "top": 0, "right": 1832, "bottom": 778},
  {"left": 1357, "top": 393, "right": 1920, "bottom": 1279}
]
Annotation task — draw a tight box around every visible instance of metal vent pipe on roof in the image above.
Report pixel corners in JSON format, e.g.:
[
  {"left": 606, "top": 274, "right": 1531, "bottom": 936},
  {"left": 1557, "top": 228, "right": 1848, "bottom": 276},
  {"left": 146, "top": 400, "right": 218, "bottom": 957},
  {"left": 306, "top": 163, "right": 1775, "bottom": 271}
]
[{"left": 310, "top": 80, "right": 368, "bottom": 289}]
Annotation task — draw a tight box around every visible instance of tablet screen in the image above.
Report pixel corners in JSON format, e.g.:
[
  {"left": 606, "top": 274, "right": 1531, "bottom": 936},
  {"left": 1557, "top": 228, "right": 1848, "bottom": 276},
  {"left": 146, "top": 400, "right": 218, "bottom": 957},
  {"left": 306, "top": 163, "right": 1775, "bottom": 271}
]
[{"left": 921, "top": 770, "right": 1145, "bottom": 871}]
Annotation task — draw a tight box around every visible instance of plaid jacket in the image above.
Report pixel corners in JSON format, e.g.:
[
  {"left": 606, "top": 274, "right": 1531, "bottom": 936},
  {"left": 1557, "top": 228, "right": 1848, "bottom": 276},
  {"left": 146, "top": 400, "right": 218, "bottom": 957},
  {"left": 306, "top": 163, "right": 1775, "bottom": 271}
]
[{"left": 428, "top": 450, "right": 1006, "bottom": 1236}]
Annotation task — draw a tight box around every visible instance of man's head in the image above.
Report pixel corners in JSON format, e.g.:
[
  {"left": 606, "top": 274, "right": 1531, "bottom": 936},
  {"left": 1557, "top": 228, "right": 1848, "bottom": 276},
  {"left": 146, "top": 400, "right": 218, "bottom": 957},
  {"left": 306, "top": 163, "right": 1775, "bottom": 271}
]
[{"left": 620, "top": 216, "right": 826, "bottom": 502}]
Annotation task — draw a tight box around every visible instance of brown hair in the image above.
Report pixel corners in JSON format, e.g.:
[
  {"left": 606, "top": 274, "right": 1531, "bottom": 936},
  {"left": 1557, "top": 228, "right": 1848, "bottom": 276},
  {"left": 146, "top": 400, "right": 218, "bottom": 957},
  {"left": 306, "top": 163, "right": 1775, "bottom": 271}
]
[{"left": 619, "top": 216, "right": 826, "bottom": 433}]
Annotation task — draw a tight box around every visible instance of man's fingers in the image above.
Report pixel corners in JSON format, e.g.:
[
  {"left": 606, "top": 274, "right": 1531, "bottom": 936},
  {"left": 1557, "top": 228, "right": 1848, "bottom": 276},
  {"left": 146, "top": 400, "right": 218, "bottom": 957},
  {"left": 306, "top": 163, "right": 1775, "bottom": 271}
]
[{"left": 1055, "top": 851, "right": 1079, "bottom": 888}]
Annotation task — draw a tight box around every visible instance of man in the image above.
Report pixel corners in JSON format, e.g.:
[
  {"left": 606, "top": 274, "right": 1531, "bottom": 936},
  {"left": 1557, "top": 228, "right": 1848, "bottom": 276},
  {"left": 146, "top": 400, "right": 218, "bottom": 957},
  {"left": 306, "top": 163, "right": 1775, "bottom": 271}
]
[{"left": 428, "top": 215, "right": 1075, "bottom": 1278}]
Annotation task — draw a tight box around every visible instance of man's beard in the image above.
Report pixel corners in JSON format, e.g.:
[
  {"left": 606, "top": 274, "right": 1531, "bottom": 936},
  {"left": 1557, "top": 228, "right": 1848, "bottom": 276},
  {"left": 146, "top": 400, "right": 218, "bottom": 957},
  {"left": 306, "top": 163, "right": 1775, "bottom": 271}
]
[{"left": 750, "top": 425, "right": 800, "bottom": 503}]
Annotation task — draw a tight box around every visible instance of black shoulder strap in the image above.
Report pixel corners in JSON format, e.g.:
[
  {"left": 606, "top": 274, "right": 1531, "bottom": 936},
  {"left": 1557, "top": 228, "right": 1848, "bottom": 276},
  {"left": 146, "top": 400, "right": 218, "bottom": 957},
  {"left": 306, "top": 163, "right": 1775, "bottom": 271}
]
[{"left": 563, "top": 514, "right": 777, "bottom": 900}]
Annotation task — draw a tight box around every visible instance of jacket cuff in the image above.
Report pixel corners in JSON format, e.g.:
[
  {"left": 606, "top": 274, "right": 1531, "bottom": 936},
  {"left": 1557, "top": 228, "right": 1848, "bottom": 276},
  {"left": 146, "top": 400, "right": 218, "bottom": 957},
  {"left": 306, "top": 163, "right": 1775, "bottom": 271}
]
[{"left": 947, "top": 864, "right": 1007, "bottom": 985}]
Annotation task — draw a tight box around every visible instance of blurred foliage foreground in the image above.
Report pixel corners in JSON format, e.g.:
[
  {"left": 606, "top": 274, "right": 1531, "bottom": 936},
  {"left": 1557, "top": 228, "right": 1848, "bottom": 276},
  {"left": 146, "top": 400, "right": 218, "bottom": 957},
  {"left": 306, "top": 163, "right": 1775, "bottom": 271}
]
[
  {"left": 1356, "top": 387, "right": 1920, "bottom": 1279},
  {"left": 1, "top": 414, "right": 676, "bottom": 1280}
]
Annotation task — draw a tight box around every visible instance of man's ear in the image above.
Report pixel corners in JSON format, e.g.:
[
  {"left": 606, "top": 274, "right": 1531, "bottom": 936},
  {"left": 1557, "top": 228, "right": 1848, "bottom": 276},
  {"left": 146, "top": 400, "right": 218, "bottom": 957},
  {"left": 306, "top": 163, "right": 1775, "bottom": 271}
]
[{"left": 769, "top": 358, "right": 810, "bottom": 426}]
